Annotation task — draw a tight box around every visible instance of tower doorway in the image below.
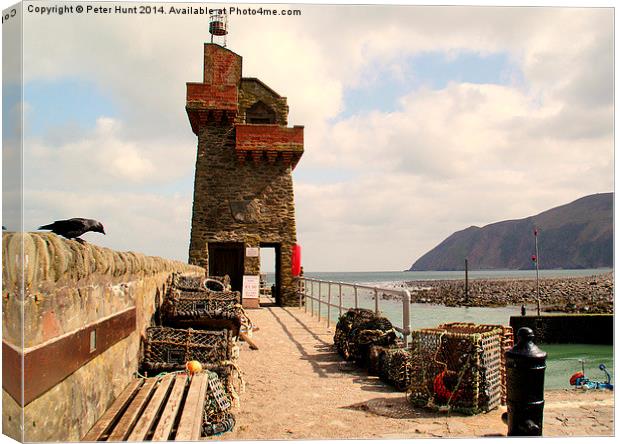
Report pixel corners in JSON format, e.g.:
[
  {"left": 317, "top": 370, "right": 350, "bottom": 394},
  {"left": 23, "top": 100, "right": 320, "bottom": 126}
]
[
  {"left": 260, "top": 243, "right": 282, "bottom": 306},
  {"left": 208, "top": 242, "right": 244, "bottom": 296}
]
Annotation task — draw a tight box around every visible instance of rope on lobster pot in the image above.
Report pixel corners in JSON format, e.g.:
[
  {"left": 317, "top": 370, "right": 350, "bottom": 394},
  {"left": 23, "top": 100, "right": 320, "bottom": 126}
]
[
  {"left": 218, "top": 360, "right": 246, "bottom": 407},
  {"left": 234, "top": 303, "right": 254, "bottom": 331}
]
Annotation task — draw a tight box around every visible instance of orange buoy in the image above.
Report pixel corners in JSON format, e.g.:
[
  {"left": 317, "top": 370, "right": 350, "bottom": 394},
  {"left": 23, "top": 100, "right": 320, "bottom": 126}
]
[{"left": 186, "top": 360, "right": 203, "bottom": 375}]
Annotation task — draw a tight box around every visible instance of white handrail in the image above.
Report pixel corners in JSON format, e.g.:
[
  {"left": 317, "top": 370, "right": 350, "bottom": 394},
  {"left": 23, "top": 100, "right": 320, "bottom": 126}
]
[{"left": 297, "top": 277, "right": 412, "bottom": 347}]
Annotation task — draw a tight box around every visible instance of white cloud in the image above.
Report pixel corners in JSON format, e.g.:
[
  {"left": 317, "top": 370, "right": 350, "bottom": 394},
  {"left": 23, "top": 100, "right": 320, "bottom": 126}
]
[{"left": 26, "top": 117, "right": 193, "bottom": 189}]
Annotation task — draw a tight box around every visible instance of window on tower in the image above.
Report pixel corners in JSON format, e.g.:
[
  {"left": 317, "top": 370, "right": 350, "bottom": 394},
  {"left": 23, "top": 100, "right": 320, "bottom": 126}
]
[{"left": 246, "top": 101, "right": 276, "bottom": 124}]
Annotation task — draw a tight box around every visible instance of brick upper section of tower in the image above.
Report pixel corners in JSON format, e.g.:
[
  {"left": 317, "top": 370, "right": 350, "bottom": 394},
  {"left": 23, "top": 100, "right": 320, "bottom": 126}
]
[{"left": 186, "top": 43, "right": 304, "bottom": 169}]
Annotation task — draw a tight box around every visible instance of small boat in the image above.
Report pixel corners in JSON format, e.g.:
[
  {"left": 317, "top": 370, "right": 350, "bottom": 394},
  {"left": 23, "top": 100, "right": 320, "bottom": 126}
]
[{"left": 569, "top": 359, "right": 613, "bottom": 390}]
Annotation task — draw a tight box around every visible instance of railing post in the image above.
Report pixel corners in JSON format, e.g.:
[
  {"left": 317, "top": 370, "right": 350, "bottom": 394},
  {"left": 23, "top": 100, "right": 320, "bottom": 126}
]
[
  {"left": 401, "top": 289, "right": 411, "bottom": 347},
  {"left": 327, "top": 283, "right": 332, "bottom": 327},
  {"left": 304, "top": 279, "right": 308, "bottom": 313},
  {"left": 354, "top": 285, "right": 358, "bottom": 309},
  {"left": 374, "top": 288, "right": 379, "bottom": 315},
  {"left": 310, "top": 280, "right": 314, "bottom": 316},
  {"left": 338, "top": 283, "right": 343, "bottom": 316},
  {"left": 318, "top": 281, "right": 322, "bottom": 321}
]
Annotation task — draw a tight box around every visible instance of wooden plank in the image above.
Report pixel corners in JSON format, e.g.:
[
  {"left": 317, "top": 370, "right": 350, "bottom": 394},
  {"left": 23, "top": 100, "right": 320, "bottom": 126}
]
[
  {"left": 126, "top": 375, "right": 174, "bottom": 441},
  {"left": 107, "top": 378, "right": 158, "bottom": 441},
  {"left": 175, "top": 373, "right": 208, "bottom": 441},
  {"left": 82, "top": 379, "right": 144, "bottom": 441},
  {"left": 151, "top": 374, "right": 187, "bottom": 441}
]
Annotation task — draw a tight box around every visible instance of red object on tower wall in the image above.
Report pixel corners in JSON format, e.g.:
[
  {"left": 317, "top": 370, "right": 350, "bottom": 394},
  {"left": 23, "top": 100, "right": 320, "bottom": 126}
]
[{"left": 292, "top": 244, "right": 302, "bottom": 276}]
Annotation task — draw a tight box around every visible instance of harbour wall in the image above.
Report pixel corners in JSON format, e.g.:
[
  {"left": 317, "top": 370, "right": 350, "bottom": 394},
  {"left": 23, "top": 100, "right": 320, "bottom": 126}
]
[{"left": 2, "top": 232, "right": 204, "bottom": 442}]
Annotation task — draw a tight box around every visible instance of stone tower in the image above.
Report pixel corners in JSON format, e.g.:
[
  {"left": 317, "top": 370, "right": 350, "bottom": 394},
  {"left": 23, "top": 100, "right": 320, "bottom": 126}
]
[{"left": 186, "top": 43, "right": 304, "bottom": 307}]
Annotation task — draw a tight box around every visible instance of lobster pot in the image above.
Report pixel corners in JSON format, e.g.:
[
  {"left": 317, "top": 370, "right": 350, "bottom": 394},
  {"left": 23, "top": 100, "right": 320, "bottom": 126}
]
[
  {"left": 201, "top": 363, "right": 244, "bottom": 404},
  {"left": 379, "top": 347, "right": 413, "bottom": 392},
  {"left": 142, "top": 327, "right": 235, "bottom": 374},
  {"left": 438, "top": 322, "right": 513, "bottom": 404},
  {"left": 161, "top": 288, "right": 243, "bottom": 332},
  {"left": 368, "top": 344, "right": 398, "bottom": 376},
  {"left": 203, "top": 370, "right": 235, "bottom": 436},
  {"left": 408, "top": 326, "right": 503, "bottom": 415},
  {"left": 334, "top": 308, "right": 397, "bottom": 367},
  {"left": 170, "top": 272, "right": 206, "bottom": 291},
  {"left": 170, "top": 272, "right": 231, "bottom": 292}
]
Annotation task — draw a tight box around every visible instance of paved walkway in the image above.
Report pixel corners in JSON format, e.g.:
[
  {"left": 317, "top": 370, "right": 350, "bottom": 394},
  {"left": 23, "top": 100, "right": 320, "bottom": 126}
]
[{"left": 221, "top": 306, "right": 613, "bottom": 439}]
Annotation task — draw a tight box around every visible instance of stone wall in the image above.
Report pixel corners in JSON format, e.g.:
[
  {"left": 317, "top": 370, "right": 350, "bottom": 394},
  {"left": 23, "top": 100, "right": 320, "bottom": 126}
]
[
  {"left": 188, "top": 120, "right": 299, "bottom": 305},
  {"left": 1, "top": 232, "right": 204, "bottom": 442},
  {"left": 238, "top": 78, "right": 289, "bottom": 125}
]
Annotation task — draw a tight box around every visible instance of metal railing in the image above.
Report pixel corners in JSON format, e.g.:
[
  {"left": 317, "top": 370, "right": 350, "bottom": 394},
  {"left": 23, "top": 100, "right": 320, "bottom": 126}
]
[{"left": 297, "top": 277, "right": 412, "bottom": 346}]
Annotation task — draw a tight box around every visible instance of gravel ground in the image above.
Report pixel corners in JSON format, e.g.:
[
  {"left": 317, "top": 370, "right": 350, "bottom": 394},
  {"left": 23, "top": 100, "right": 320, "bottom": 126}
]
[{"left": 220, "top": 305, "right": 613, "bottom": 440}]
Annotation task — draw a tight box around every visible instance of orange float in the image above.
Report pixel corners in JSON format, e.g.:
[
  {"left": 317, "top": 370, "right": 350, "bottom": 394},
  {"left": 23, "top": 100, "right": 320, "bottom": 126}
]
[{"left": 186, "top": 360, "right": 203, "bottom": 375}]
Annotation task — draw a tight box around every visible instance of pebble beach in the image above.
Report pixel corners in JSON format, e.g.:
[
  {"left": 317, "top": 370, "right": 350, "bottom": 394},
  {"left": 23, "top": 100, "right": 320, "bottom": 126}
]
[{"left": 402, "top": 272, "right": 613, "bottom": 313}]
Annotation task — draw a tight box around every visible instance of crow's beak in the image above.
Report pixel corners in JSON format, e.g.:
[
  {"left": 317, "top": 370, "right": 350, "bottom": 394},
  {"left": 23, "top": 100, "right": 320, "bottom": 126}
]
[{"left": 102, "top": 229, "right": 106, "bottom": 235}]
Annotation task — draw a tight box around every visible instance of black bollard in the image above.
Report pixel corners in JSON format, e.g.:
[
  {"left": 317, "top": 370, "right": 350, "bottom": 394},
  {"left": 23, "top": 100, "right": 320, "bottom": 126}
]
[{"left": 505, "top": 327, "right": 547, "bottom": 436}]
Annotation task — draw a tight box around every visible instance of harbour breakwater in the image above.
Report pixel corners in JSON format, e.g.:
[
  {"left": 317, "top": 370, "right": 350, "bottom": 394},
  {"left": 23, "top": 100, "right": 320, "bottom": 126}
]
[{"left": 397, "top": 272, "right": 613, "bottom": 313}]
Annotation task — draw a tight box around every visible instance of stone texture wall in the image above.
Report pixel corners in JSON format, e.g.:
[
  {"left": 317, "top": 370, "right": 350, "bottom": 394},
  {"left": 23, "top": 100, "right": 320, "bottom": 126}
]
[
  {"left": 1, "top": 232, "right": 204, "bottom": 442},
  {"left": 188, "top": 120, "right": 299, "bottom": 305},
  {"left": 238, "top": 78, "right": 289, "bottom": 125}
]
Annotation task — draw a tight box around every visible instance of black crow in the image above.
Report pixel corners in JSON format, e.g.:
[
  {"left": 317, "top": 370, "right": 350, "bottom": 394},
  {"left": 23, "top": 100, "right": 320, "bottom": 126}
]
[{"left": 38, "top": 218, "right": 105, "bottom": 243}]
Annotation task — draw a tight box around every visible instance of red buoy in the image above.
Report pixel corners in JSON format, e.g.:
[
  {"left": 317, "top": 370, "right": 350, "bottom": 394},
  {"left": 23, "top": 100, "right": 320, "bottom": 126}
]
[{"left": 569, "top": 371, "right": 584, "bottom": 385}]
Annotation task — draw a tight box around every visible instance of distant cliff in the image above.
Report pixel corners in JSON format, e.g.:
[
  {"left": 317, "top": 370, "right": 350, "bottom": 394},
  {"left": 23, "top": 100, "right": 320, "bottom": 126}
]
[{"left": 409, "top": 193, "right": 613, "bottom": 271}]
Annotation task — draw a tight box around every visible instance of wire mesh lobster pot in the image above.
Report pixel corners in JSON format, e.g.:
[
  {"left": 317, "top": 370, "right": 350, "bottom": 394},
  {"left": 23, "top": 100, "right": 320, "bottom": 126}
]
[
  {"left": 408, "top": 325, "right": 504, "bottom": 415},
  {"left": 161, "top": 287, "right": 243, "bottom": 334},
  {"left": 334, "top": 308, "right": 397, "bottom": 367},
  {"left": 369, "top": 344, "right": 398, "bottom": 376},
  {"left": 379, "top": 347, "right": 413, "bottom": 391},
  {"left": 438, "top": 322, "right": 513, "bottom": 404},
  {"left": 141, "top": 327, "right": 235, "bottom": 374},
  {"left": 203, "top": 370, "right": 235, "bottom": 436},
  {"left": 201, "top": 362, "right": 244, "bottom": 406},
  {"left": 170, "top": 272, "right": 231, "bottom": 292}
]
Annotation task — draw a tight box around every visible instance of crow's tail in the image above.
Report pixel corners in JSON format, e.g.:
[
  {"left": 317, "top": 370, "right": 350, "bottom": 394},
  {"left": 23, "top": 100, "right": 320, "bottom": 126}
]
[{"left": 38, "top": 223, "right": 55, "bottom": 230}]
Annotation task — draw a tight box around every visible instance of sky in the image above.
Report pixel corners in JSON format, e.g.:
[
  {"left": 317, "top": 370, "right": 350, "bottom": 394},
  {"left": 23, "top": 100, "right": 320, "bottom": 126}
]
[{"left": 1, "top": 1, "right": 615, "bottom": 272}]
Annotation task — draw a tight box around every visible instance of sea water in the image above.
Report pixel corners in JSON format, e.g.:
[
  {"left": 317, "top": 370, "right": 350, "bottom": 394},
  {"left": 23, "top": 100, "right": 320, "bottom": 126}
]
[{"left": 267, "top": 269, "right": 613, "bottom": 389}]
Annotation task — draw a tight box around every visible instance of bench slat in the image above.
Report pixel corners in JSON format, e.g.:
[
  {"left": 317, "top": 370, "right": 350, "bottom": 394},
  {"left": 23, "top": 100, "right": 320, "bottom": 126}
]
[
  {"left": 107, "top": 378, "right": 158, "bottom": 441},
  {"left": 151, "top": 374, "right": 188, "bottom": 441},
  {"left": 126, "top": 374, "right": 174, "bottom": 441},
  {"left": 82, "top": 379, "right": 144, "bottom": 441},
  {"left": 175, "top": 373, "right": 209, "bottom": 441}
]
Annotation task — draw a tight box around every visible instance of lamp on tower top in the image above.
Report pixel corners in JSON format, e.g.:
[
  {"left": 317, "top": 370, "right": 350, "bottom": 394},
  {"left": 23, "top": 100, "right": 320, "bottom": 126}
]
[{"left": 209, "top": 14, "right": 228, "bottom": 47}]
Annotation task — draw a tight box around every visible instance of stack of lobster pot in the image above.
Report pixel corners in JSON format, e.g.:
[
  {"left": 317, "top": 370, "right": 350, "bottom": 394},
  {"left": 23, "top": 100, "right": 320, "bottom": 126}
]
[
  {"left": 160, "top": 272, "right": 247, "bottom": 337},
  {"left": 408, "top": 323, "right": 509, "bottom": 415},
  {"left": 140, "top": 272, "right": 249, "bottom": 434},
  {"left": 334, "top": 308, "right": 397, "bottom": 368}
]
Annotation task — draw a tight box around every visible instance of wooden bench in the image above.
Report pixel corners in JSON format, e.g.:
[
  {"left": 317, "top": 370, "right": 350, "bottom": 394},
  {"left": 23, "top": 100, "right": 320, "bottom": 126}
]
[{"left": 83, "top": 373, "right": 209, "bottom": 441}]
